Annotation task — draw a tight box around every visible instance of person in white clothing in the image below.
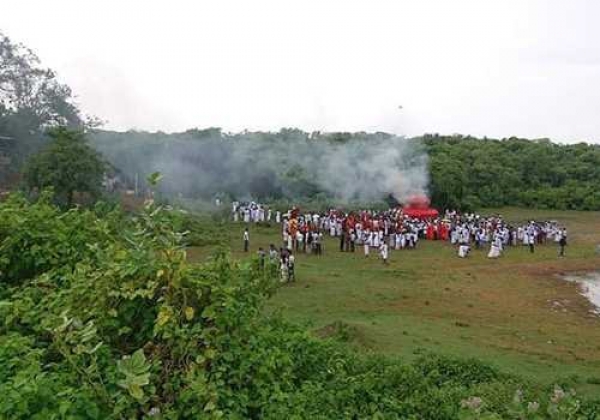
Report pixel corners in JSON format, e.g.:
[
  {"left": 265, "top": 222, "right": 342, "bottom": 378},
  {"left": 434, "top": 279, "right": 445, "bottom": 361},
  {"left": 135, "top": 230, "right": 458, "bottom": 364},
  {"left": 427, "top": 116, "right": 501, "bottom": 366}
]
[
  {"left": 280, "top": 260, "right": 288, "bottom": 282},
  {"left": 458, "top": 242, "right": 470, "bottom": 258},
  {"left": 243, "top": 228, "right": 250, "bottom": 252},
  {"left": 364, "top": 231, "right": 371, "bottom": 257},
  {"left": 380, "top": 242, "right": 389, "bottom": 264},
  {"left": 487, "top": 236, "right": 501, "bottom": 259},
  {"left": 373, "top": 232, "right": 380, "bottom": 248}
]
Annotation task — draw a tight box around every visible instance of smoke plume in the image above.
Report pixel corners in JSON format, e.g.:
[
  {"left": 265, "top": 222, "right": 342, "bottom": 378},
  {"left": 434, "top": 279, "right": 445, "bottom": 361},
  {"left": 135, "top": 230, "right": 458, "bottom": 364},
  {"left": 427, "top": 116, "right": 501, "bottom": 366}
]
[{"left": 91, "top": 128, "right": 429, "bottom": 204}]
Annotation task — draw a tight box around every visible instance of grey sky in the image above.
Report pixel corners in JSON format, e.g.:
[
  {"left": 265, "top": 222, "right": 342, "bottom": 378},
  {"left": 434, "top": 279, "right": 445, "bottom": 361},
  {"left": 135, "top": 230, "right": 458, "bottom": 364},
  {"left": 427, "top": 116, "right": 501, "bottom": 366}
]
[{"left": 1, "top": 0, "right": 599, "bottom": 142}]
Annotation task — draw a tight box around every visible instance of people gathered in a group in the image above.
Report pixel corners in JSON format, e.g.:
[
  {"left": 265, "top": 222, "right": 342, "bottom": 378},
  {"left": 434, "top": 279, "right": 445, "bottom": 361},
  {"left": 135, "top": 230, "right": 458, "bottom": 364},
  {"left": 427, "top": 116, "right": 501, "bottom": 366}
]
[
  {"left": 235, "top": 201, "right": 569, "bottom": 281},
  {"left": 443, "top": 210, "right": 567, "bottom": 259}
]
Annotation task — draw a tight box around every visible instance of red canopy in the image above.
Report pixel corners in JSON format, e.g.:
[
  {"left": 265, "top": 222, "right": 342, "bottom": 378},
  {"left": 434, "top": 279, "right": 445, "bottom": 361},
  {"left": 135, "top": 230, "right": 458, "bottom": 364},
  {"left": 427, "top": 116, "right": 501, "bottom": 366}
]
[
  {"left": 401, "top": 194, "right": 439, "bottom": 220},
  {"left": 403, "top": 208, "right": 439, "bottom": 220}
]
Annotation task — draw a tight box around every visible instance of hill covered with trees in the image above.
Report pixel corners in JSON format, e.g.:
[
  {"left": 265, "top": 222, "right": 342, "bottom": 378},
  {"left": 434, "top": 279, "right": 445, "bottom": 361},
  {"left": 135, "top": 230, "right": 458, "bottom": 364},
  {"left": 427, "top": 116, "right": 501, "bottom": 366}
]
[{"left": 425, "top": 134, "right": 600, "bottom": 211}]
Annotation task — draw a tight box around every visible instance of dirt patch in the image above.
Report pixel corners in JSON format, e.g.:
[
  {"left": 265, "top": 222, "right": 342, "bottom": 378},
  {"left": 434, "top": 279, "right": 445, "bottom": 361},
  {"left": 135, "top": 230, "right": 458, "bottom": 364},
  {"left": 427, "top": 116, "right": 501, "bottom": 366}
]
[{"left": 522, "top": 260, "right": 600, "bottom": 278}]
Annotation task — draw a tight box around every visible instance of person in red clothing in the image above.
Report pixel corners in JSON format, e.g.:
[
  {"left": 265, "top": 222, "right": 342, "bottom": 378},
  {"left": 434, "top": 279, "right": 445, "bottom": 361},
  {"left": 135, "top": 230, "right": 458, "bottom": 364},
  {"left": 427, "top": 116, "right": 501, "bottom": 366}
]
[
  {"left": 439, "top": 222, "right": 449, "bottom": 241},
  {"left": 426, "top": 223, "right": 434, "bottom": 240}
]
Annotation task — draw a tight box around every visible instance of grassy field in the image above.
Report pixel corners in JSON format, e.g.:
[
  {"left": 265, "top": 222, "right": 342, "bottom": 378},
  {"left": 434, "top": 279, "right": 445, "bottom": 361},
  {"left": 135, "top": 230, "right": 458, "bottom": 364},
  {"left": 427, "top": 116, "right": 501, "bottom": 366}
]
[{"left": 187, "top": 208, "right": 600, "bottom": 394}]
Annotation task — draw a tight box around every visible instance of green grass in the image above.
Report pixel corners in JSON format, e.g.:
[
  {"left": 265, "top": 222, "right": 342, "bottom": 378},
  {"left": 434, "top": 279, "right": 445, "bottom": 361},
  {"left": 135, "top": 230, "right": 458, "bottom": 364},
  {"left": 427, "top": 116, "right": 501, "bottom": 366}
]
[{"left": 187, "top": 208, "right": 600, "bottom": 395}]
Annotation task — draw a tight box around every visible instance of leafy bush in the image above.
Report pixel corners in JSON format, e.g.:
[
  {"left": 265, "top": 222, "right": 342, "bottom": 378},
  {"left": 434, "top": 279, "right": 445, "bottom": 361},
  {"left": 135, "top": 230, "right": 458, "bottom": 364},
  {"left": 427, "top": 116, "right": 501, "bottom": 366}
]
[
  {"left": 0, "top": 192, "right": 116, "bottom": 285},
  {"left": 179, "top": 212, "right": 229, "bottom": 247}
]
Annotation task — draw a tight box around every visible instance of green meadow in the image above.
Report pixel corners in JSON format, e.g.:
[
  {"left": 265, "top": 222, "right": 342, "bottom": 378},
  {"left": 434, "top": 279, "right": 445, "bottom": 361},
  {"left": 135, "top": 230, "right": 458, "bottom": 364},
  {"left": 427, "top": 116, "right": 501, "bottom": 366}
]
[{"left": 189, "top": 208, "right": 600, "bottom": 395}]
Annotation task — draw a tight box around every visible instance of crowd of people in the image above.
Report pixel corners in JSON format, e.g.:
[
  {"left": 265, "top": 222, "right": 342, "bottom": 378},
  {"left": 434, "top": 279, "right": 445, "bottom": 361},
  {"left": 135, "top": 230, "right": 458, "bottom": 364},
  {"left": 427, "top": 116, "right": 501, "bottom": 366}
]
[
  {"left": 235, "top": 202, "right": 569, "bottom": 281},
  {"left": 255, "top": 245, "right": 296, "bottom": 282},
  {"left": 232, "top": 201, "right": 282, "bottom": 224},
  {"left": 444, "top": 211, "right": 568, "bottom": 258}
]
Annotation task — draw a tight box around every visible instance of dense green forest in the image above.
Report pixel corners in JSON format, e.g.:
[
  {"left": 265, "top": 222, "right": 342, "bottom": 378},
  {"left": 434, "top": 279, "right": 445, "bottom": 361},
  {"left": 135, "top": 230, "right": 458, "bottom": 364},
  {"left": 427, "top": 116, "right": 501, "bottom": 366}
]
[
  {"left": 424, "top": 134, "right": 600, "bottom": 211},
  {"left": 1, "top": 193, "right": 598, "bottom": 419}
]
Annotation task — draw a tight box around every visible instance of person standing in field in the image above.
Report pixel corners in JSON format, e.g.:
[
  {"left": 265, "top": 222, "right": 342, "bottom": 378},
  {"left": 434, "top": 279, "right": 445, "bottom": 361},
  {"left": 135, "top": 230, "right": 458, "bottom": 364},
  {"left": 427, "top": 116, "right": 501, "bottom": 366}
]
[
  {"left": 487, "top": 235, "right": 502, "bottom": 259},
  {"left": 233, "top": 201, "right": 240, "bottom": 222},
  {"left": 257, "top": 247, "right": 266, "bottom": 269},
  {"left": 458, "top": 242, "right": 470, "bottom": 258},
  {"left": 243, "top": 228, "right": 249, "bottom": 252},
  {"left": 269, "top": 244, "right": 278, "bottom": 261},
  {"left": 287, "top": 251, "right": 295, "bottom": 282},
  {"left": 280, "top": 259, "right": 288, "bottom": 282},
  {"left": 373, "top": 230, "right": 380, "bottom": 249},
  {"left": 528, "top": 234, "right": 535, "bottom": 254},
  {"left": 316, "top": 231, "right": 323, "bottom": 255},
  {"left": 559, "top": 228, "right": 567, "bottom": 257},
  {"left": 526, "top": 223, "right": 535, "bottom": 253},
  {"left": 380, "top": 241, "right": 389, "bottom": 265},
  {"left": 364, "top": 232, "right": 370, "bottom": 258}
]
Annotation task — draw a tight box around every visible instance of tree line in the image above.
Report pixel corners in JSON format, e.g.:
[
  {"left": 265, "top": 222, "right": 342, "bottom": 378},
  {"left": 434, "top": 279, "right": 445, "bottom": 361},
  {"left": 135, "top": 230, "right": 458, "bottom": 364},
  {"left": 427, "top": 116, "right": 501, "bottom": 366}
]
[
  {"left": 425, "top": 134, "right": 600, "bottom": 211},
  {"left": 16, "top": 125, "right": 600, "bottom": 212}
]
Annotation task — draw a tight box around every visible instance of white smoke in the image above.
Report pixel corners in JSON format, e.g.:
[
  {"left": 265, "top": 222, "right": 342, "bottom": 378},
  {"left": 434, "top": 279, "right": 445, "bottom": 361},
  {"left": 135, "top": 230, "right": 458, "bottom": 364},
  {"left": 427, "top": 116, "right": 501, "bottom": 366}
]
[
  {"left": 314, "top": 136, "right": 429, "bottom": 203},
  {"left": 92, "top": 129, "right": 429, "bottom": 204}
]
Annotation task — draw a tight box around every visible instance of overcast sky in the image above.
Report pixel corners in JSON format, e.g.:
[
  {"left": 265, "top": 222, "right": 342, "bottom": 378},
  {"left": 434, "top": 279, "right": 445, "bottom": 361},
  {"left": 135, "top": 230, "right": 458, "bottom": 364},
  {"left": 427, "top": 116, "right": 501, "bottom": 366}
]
[{"left": 1, "top": 0, "right": 599, "bottom": 142}]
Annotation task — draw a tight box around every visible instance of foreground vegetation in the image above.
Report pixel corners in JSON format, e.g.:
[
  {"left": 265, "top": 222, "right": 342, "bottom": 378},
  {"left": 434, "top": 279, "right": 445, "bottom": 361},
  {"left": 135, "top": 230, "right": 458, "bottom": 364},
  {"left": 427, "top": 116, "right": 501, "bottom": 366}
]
[{"left": 1, "top": 195, "right": 599, "bottom": 419}]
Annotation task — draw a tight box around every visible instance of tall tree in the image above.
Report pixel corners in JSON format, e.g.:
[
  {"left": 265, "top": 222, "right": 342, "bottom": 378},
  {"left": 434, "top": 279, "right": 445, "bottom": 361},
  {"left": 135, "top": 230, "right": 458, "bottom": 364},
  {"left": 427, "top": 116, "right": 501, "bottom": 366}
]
[
  {"left": 0, "top": 31, "right": 90, "bottom": 174},
  {"left": 24, "top": 127, "right": 105, "bottom": 207}
]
